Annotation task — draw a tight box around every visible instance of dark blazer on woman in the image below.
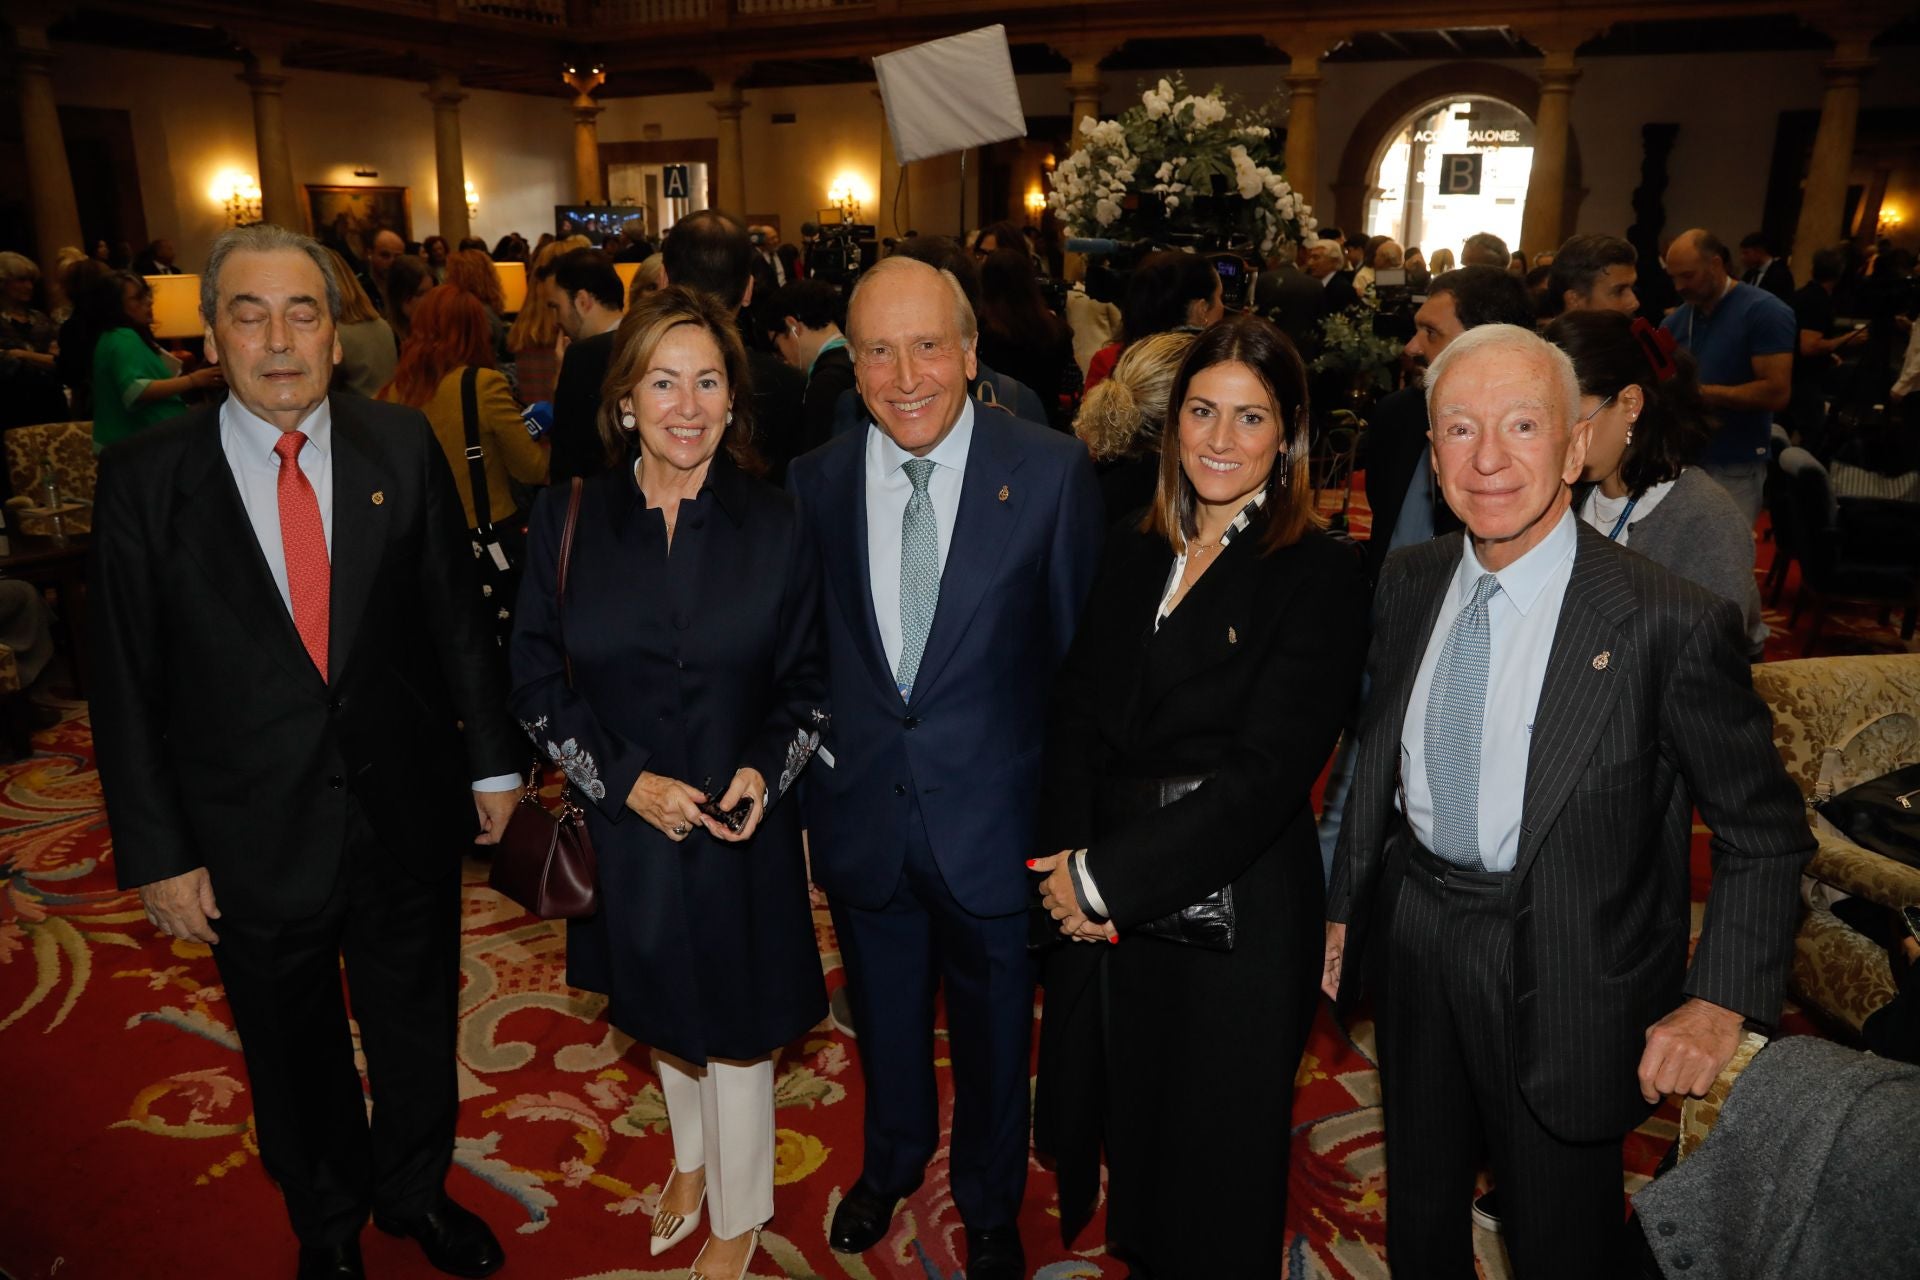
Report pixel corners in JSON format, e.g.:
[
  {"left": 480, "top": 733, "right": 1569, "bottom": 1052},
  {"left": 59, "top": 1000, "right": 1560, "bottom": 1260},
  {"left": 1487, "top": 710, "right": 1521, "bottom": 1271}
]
[
  {"left": 1034, "top": 513, "right": 1369, "bottom": 1271},
  {"left": 509, "top": 451, "right": 828, "bottom": 1065}
]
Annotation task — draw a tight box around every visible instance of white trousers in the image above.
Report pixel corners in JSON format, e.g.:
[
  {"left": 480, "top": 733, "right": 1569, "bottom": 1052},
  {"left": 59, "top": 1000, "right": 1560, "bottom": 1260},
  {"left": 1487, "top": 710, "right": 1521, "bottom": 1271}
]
[{"left": 653, "top": 1050, "right": 776, "bottom": 1239}]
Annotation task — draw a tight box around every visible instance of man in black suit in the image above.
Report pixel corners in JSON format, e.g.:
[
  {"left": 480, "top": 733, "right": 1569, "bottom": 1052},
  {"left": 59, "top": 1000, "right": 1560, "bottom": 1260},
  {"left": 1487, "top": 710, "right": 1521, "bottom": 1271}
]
[
  {"left": 1256, "top": 242, "right": 1332, "bottom": 354},
  {"left": 546, "top": 247, "right": 626, "bottom": 482},
  {"left": 661, "top": 211, "right": 810, "bottom": 482},
  {"left": 1322, "top": 323, "right": 1811, "bottom": 1279},
  {"left": 90, "top": 225, "right": 523, "bottom": 1280},
  {"left": 1739, "top": 232, "right": 1794, "bottom": 302},
  {"left": 1360, "top": 265, "right": 1534, "bottom": 580}
]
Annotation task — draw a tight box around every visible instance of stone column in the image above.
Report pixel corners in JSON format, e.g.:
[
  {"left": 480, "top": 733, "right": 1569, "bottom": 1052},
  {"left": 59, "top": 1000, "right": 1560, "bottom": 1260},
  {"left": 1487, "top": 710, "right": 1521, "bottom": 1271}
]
[
  {"left": 709, "top": 74, "right": 748, "bottom": 217},
  {"left": 1518, "top": 44, "right": 1581, "bottom": 257},
  {"left": 11, "top": 19, "right": 83, "bottom": 285},
  {"left": 1282, "top": 53, "right": 1324, "bottom": 214},
  {"left": 1790, "top": 41, "right": 1875, "bottom": 280},
  {"left": 1063, "top": 47, "right": 1110, "bottom": 150},
  {"left": 240, "top": 46, "right": 300, "bottom": 230},
  {"left": 426, "top": 71, "right": 470, "bottom": 243},
  {"left": 564, "top": 66, "right": 607, "bottom": 204}
]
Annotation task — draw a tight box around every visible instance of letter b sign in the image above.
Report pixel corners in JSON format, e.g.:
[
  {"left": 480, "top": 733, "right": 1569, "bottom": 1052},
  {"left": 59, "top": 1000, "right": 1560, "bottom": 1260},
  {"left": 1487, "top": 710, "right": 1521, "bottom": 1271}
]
[{"left": 1440, "top": 154, "right": 1483, "bottom": 196}]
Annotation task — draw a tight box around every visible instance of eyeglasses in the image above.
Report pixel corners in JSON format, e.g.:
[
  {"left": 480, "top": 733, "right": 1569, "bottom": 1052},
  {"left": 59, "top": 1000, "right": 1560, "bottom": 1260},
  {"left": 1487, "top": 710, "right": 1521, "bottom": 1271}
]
[{"left": 1576, "top": 392, "right": 1616, "bottom": 424}]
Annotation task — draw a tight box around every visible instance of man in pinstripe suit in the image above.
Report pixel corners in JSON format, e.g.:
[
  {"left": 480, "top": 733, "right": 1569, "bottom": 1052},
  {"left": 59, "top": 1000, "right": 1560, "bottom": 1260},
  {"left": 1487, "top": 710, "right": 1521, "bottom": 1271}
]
[{"left": 1321, "top": 325, "right": 1812, "bottom": 1279}]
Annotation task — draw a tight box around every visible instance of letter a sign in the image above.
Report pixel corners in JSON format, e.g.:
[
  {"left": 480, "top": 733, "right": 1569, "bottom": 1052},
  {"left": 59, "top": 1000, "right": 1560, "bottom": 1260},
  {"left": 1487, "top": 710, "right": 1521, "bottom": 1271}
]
[
  {"left": 1439, "top": 154, "right": 1483, "bottom": 196},
  {"left": 663, "top": 165, "right": 691, "bottom": 199}
]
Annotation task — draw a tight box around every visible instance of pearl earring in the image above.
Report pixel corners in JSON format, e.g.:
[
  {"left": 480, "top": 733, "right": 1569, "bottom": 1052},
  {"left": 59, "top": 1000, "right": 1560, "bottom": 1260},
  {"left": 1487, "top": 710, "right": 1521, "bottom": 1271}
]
[
  {"left": 620, "top": 411, "right": 636, "bottom": 430},
  {"left": 726, "top": 410, "right": 734, "bottom": 425},
  {"left": 1625, "top": 425, "right": 1634, "bottom": 446}
]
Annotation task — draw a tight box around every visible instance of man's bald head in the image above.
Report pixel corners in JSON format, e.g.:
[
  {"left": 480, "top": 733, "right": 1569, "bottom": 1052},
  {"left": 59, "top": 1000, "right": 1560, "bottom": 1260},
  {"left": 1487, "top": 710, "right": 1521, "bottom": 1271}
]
[
  {"left": 370, "top": 229, "right": 404, "bottom": 280},
  {"left": 1664, "top": 228, "right": 1731, "bottom": 309}
]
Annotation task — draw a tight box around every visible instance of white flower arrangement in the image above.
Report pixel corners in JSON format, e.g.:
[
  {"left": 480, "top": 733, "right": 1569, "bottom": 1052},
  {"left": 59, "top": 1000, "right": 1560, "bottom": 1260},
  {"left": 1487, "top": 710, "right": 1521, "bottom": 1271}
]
[{"left": 1048, "top": 75, "right": 1316, "bottom": 257}]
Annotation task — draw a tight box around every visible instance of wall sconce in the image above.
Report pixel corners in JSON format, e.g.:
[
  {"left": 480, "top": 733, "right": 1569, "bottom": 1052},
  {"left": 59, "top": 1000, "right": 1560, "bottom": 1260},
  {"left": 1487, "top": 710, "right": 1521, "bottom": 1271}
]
[
  {"left": 465, "top": 181, "right": 480, "bottom": 220},
  {"left": 827, "top": 174, "right": 869, "bottom": 224},
  {"left": 209, "top": 170, "right": 262, "bottom": 226},
  {"left": 1880, "top": 207, "right": 1905, "bottom": 234},
  {"left": 1024, "top": 189, "right": 1048, "bottom": 221}
]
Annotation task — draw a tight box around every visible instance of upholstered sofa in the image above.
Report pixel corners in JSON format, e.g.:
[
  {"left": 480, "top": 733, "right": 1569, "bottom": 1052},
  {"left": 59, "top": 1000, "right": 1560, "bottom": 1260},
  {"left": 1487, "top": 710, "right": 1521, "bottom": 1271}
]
[
  {"left": 3, "top": 420, "right": 95, "bottom": 536},
  {"left": 1750, "top": 654, "right": 1920, "bottom": 1037}
]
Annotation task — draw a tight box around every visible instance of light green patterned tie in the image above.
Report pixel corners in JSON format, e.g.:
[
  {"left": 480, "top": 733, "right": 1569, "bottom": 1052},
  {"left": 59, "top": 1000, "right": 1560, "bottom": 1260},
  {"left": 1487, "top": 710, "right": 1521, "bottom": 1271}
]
[{"left": 896, "top": 458, "right": 938, "bottom": 699}]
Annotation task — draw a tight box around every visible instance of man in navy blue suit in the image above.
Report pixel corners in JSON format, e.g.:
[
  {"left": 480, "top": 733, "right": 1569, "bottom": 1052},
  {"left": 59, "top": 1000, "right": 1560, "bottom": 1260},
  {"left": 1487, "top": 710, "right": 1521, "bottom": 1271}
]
[{"left": 788, "top": 256, "right": 1103, "bottom": 1279}]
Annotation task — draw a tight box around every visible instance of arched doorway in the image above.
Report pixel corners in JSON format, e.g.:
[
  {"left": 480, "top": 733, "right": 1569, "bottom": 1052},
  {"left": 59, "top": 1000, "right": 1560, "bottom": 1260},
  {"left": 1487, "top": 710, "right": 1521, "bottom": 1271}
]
[
  {"left": 1365, "top": 97, "right": 1535, "bottom": 261},
  {"left": 1332, "top": 63, "right": 1585, "bottom": 260}
]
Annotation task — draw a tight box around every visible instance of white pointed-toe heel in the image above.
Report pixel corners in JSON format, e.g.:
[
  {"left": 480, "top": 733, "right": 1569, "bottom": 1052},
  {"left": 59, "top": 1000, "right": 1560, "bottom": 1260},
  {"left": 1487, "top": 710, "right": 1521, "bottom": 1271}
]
[
  {"left": 650, "top": 1165, "right": 706, "bottom": 1257},
  {"left": 689, "top": 1226, "right": 760, "bottom": 1280}
]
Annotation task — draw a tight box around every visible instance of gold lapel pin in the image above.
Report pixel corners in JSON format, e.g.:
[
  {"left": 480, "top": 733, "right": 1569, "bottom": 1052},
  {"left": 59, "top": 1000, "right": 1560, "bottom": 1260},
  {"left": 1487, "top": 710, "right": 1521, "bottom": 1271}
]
[
  {"left": 997, "top": 484, "right": 1010, "bottom": 502},
  {"left": 1591, "top": 651, "right": 1611, "bottom": 671},
  {"left": 371, "top": 490, "right": 385, "bottom": 506},
  {"left": 1227, "top": 626, "right": 1238, "bottom": 645}
]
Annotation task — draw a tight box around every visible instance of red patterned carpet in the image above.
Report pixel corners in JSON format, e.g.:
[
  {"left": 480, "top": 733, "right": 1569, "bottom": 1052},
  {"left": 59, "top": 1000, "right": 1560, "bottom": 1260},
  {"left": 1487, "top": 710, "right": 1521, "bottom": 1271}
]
[{"left": 0, "top": 509, "right": 1899, "bottom": 1280}]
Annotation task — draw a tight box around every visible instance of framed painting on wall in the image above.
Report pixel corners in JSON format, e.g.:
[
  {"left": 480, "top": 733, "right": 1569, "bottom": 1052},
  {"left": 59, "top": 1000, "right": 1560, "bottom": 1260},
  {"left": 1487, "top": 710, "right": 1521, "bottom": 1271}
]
[{"left": 302, "top": 184, "right": 412, "bottom": 259}]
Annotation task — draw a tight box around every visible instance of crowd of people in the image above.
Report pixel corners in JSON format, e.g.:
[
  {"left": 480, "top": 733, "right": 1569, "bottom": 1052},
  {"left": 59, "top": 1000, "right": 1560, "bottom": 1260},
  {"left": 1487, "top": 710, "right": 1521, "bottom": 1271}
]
[{"left": 38, "top": 198, "right": 1918, "bottom": 1280}]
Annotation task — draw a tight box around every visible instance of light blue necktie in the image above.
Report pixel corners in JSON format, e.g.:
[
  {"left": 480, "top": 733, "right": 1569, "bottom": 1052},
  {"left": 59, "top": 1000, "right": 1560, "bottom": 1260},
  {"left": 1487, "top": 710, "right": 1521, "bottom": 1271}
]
[
  {"left": 1425, "top": 573, "right": 1502, "bottom": 870},
  {"left": 896, "top": 458, "right": 939, "bottom": 700}
]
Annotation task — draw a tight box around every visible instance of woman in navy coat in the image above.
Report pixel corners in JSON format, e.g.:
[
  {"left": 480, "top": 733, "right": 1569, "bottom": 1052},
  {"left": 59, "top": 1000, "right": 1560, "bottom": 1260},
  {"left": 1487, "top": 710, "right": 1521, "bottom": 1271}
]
[{"left": 510, "top": 287, "right": 825, "bottom": 1280}]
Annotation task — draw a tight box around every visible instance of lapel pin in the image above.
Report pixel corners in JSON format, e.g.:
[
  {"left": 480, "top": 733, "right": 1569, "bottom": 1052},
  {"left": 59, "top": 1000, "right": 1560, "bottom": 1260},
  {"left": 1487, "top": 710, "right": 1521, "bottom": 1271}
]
[
  {"left": 371, "top": 490, "right": 385, "bottom": 506},
  {"left": 997, "top": 484, "right": 1010, "bottom": 503},
  {"left": 1227, "top": 626, "right": 1238, "bottom": 645},
  {"left": 1591, "top": 650, "right": 1611, "bottom": 671}
]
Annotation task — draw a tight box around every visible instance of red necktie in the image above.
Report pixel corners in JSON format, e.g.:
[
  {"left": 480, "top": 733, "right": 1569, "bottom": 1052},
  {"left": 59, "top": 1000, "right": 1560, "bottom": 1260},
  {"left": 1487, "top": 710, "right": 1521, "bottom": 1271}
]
[{"left": 273, "top": 431, "right": 330, "bottom": 678}]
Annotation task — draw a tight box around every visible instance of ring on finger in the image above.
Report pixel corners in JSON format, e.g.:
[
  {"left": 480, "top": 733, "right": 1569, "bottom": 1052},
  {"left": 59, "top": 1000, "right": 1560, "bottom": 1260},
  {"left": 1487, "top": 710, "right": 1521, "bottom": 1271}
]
[{"left": 673, "top": 823, "right": 691, "bottom": 837}]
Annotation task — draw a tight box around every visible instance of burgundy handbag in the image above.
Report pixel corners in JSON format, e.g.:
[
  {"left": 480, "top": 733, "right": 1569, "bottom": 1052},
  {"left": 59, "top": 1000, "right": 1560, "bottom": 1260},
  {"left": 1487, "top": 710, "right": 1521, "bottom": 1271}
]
[{"left": 490, "top": 479, "right": 599, "bottom": 919}]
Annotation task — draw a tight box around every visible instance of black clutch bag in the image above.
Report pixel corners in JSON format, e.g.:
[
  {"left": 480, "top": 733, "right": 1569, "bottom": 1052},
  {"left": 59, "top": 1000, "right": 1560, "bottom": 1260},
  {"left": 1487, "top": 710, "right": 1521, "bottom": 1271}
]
[
  {"left": 1815, "top": 762, "right": 1920, "bottom": 869},
  {"left": 1029, "top": 775, "right": 1236, "bottom": 952}
]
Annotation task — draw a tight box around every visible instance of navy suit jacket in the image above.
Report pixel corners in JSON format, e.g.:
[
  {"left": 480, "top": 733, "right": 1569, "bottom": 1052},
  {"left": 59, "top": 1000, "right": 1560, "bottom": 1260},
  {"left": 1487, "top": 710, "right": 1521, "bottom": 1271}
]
[{"left": 788, "top": 410, "right": 1105, "bottom": 917}]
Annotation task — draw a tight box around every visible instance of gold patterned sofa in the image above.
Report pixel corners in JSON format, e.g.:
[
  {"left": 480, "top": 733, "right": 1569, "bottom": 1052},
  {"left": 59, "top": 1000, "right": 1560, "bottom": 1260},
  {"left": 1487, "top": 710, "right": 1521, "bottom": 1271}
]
[
  {"left": 1750, "top": 654, "right": 1920, "bottom": 1037},
  {"left": 3, "top": 420, "right": 95, "bottom": 536}
]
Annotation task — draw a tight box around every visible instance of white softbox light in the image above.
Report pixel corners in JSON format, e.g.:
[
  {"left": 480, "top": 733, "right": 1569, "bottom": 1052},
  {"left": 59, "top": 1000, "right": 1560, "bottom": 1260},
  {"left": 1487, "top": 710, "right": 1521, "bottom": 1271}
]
[{"left": 873, "top": 25, "right": 1027, "bottom": 166}]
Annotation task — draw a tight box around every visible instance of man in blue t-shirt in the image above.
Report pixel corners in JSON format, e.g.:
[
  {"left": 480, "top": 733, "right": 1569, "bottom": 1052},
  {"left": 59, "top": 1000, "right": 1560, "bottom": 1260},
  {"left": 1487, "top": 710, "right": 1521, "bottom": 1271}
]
[{"left": 1661, "top": 229, "right": 1795, "bottom": 522}]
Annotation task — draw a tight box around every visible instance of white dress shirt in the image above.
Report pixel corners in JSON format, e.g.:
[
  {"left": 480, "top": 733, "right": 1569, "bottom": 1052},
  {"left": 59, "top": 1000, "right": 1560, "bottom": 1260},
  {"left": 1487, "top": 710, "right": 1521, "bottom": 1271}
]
[
  {"left": 864, "top": 398, "right": 975, "bottom": 680},
  {"left": 219, "top": 396, "right": 517, "bottom": 793},
  {"left": 1399, "top": 508, "right": 1579, "bottom": 872}
]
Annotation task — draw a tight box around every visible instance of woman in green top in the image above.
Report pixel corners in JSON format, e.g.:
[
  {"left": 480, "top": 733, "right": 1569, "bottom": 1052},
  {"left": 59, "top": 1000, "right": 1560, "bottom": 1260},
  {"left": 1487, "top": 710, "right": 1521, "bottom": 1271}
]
[{"left": 86, "top": 271, "right": 223, "bottom": 450}]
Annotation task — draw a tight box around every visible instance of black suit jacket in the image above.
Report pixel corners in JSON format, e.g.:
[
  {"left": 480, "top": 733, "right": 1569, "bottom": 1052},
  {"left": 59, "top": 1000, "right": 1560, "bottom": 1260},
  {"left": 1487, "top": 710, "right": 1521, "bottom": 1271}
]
[
  {"left": 1325, "top": 523, "right": 1812, "bottom": 1140},
  {"left": 1255, "top": 262, "right": 1330, "bottom": 354},
  {"left": 1359, "top": 386, "right": 1461, "bottom": 579},
  {"left": 90, "top": 397, "right": 522, "bottom": 923},
  {"left": 1325, "top": 269, "right": 1360, "bottom": 314},
  {"left": 550, "top": 329, "right": 616, "bottom": 482},
  {"left": 1745, "top": 260, "right": 1794, "bottom": 303}
]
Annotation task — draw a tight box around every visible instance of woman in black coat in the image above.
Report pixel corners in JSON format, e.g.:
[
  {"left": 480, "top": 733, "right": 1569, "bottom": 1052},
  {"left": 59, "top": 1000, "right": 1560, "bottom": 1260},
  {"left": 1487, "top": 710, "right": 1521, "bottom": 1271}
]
[
  {"left": 509, "top": 287, "right": 825, "bottom": 1280},
  {"left": 1032, "top": 314, "right": 1369, "bottom": 1276}
]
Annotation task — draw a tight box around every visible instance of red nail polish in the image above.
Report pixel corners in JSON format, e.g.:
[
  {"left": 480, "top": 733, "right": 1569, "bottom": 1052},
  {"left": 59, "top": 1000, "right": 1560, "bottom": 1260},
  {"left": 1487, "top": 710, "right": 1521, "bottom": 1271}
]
[
  {"left": 1025, "top": 859, "right": 1036, "bottom": 868},
  {"left": 1108, "top": 934, "right": 1120, "bottom": 945}
]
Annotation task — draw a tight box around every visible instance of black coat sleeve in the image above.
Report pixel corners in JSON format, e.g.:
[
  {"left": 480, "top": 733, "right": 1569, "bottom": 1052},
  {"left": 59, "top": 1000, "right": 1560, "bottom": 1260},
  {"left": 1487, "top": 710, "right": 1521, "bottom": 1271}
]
[
  {"left": 737, "top": 511, "right": 830, "bottom": 809},
  {"left": 89, "top": 445, "right": 200, "bottom": 890},
  {"left": 1087, "top": 542, "right": 1371, "bottom": 927},
  {"left": 507, "top": 484, "right": 651, "bottom": 821},
  {"left": 412, "top": 420, "right": 522, "bottom": 780},
  {"left": 1661, "top": 597, "right": 1814, "bottom": 1023}
]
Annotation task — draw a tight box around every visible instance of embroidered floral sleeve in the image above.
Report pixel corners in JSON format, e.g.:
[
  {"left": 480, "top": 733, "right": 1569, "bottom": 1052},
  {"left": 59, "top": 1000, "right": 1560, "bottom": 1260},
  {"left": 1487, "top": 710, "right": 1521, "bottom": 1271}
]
[
  {"left": 774, "top": 710, "right": 830, "bottom": 803},
  {"left": 519, "top": 716, "right": 608, "bottom": 802}
]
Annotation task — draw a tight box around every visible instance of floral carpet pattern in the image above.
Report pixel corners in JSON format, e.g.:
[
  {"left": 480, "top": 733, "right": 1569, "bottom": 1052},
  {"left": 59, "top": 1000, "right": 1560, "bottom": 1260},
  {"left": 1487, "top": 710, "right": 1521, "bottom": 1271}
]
[{"left": 1, "top": 508, "right": 1895, "bottom": 1280}]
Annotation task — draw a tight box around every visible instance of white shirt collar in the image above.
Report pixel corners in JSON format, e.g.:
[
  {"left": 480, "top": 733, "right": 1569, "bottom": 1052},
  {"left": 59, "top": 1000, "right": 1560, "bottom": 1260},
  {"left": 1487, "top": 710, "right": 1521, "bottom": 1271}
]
[
  {"left": 1460, "top": 505, "right": 1578, "bottom": 617},
  {"left": 868, "top": 396, "right": 975, "bottom": 476},
  {"left": 221, "top": 393, "right": 333, "bottom": 461}
]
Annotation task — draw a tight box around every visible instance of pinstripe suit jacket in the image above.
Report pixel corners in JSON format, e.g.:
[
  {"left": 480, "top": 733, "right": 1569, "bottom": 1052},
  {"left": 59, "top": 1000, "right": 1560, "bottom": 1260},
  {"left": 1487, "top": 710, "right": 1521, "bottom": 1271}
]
[{"left": 1326, "top": 521, "right": 1812, "bottom": 1141}]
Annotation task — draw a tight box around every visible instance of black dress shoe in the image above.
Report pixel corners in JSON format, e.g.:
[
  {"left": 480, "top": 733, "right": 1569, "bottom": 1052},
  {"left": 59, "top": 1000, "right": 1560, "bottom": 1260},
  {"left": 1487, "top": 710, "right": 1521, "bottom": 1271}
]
[
  {"left": 829, "top": 1183, "right": 902, "bottom": 1254},
  {"left": 373, "top": 1196, "right": 504, "bottom": 1278},
  {"left": 965, "top": 1224, "right": 1026, "bottom": 1280},
  {"left": 296, "top": 1238, "right": 365, "bottom": 1280}
]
